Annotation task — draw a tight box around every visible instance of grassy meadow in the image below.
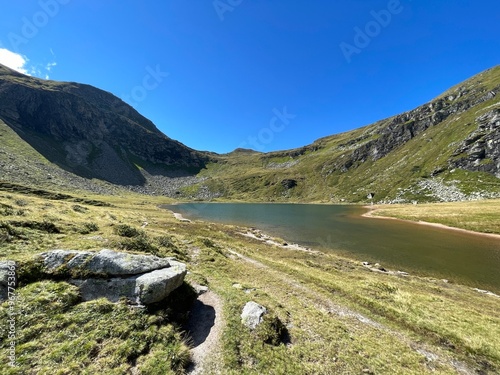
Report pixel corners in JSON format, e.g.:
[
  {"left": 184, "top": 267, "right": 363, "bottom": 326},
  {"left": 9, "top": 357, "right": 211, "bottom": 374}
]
[
  {"left": 370, "top": 199, "right": 500, "bottom": 235},
  {"left": 1, "top": 185, "right": 499, "bottom": 374}
]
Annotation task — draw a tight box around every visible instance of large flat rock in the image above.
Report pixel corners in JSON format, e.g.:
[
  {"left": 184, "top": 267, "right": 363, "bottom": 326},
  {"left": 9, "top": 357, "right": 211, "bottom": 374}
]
[
  {"left": 40, "top": 249, "right": 172, "bottom": 276},
  {"left": 34, "top": 249, "right": 187, "bottom": 305},
  {"left": 70, "top": 259, "right": 187, "bottom": 305}
]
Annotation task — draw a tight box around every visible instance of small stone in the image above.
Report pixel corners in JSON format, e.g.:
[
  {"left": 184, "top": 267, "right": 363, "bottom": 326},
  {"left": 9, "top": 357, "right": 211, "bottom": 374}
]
[
  {"left": 194, "top": 285, "right": 209, "bottom": 295},
  {"left": 241, "top": 301, "right": 267, "bottom": 330}
]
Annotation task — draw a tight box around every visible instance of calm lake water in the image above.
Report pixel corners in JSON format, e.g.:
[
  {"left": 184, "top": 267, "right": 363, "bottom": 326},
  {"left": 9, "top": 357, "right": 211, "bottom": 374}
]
[{"left": 163, "top": 203, "right": 500, "bottom": 293}]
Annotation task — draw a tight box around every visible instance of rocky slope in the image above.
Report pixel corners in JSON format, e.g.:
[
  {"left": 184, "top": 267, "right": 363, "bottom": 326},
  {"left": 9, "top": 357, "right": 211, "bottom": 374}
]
[
  {"left": 0, "top": 64, "right": 209, "bottom": 187},
  {"left": 193, "top": 66, "right": 500, "bottom": 203}
]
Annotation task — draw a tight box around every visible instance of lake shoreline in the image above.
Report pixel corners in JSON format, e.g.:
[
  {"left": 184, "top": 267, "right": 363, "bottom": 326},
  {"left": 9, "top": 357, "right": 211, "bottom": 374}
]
[
  {"left": 166, "top": 201, "right": 500, "bottom": 240},
  {"left": 362, "top": 206, "right": 500, "bottom": 240},
  {"left": 165, "top": 203, "right": 500, "bottom": 293}
]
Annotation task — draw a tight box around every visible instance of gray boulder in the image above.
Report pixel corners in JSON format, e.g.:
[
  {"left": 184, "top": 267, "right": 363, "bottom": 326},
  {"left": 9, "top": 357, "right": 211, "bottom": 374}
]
[
  {"left": 36, "top": 250, "right": 186, "bottom": 305},
  {"left": 40, "top": 249, "right": 172, "bottom": 276},
  {"left": 85, "top": 249, "right": 172, "bottom": 276},
  {"left": 241, "top": 301, "right": 267, "bottom": 329},
  {"left": 71, "top": 260, "right": 186, "bottom": 305}
]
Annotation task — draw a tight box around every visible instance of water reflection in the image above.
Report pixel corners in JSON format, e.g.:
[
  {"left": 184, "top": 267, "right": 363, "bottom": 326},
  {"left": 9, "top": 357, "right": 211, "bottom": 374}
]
[{"left": 163, "top": 203, "right": 500, "bottom": 293}]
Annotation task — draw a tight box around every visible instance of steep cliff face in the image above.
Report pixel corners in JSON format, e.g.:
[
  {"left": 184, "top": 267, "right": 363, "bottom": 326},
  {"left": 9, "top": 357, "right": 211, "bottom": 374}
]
[
  {"left": 450, "top": 109, "right": 500, "bottom": 178},
  {"left": 0, "top": 64, "right": 208, "bottom": 186},
  {"left": 329, "top": 80, "right": 499, "bottom": 174}
]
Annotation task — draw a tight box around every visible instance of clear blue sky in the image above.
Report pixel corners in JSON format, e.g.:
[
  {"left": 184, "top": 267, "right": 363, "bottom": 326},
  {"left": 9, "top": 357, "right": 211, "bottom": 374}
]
[{"left": 1, "top": 1, "right": 499, "bottom": 154}]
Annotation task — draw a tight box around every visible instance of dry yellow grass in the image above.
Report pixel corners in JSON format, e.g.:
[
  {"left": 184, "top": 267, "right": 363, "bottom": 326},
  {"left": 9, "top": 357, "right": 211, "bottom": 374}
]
[{"left": 369, "top": 199, "right": 500, "bottom": 235}]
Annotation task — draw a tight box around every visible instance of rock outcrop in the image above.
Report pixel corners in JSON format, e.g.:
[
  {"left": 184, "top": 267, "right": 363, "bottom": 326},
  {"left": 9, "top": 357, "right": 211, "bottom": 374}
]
[
  {"left": 2, "top": 249, "right": 187, "bottom": 305},
  {"left": 281, "top": 179, "right": 298, "bottom": 190},
  {"left": 451, "top": 109, "right": 500, "bottom": 177},
  {"left": 71, "top": 265, "right": 186, "bottom": 305},
  {"left": 331, "top": 87, "right": 499, "bottom": 173},
  {"left": 40, "top": 249, "right": 173, "bottom": 276}
]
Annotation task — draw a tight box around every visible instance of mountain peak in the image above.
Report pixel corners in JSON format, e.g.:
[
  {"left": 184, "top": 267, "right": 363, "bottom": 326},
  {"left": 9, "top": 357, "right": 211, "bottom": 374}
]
[{"left": 0, "top": 63, "right": 209, "bottom": 187}]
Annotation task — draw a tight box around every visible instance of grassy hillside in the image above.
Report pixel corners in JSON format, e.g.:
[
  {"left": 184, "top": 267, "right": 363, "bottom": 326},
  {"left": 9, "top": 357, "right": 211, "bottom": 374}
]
[
  {"left": 0, "top": 119, "right": 121, "bottom": 195},
  {"left": 185, "top": 66, "right": 500, "bottom": 203},
  {"left": 1, "top": 186, "right": 500, "bottom": 374},
  {"left": 369, "top": 199, "right": 500, "bottom": 235}
]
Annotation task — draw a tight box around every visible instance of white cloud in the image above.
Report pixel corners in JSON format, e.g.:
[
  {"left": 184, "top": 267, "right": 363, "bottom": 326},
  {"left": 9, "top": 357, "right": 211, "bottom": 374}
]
[
  {"left": 43, "top": 62, "right": 57, "bottom": 79},
  {"left": 46, "top": 61, "right": 57, "bottom": 72},
  {"left": 0, "top": 48, "right": 57, "bottom": 79},
  {"left": 0, "top": 48, "right": 30, "bottom": 75}
]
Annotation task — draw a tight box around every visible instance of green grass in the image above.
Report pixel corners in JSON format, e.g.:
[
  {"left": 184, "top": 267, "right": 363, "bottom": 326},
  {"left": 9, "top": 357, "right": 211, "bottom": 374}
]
[
  {"left": 1, "top": 174, "right": 500, "bottom": 374},
  {"left": 370, "top": 199, "right": 500, "bottom": 234},
  {"left": 189, "top": 232, "right": 500, "bottom": 374},
  {"left": 0, "top": 281, "right": 190, "bottom": 374}
]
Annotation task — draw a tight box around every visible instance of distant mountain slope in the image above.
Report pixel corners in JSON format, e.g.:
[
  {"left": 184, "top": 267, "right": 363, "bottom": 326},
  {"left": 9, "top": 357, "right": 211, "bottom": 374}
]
[
  {"left": 191, "top": 66, "right": 500, "bottom": 203},
  {"left": 0, "top": 64, "right": 208, "bottom": 187},
  {"left": 1, "top": 63, "right": 499, "bottom": 203}
]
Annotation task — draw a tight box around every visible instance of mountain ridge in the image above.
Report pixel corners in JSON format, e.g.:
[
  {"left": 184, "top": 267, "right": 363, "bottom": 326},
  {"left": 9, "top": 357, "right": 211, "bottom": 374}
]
[
  {"left": 0, "top": 63, "right": 209, "bottom": 188},
  {"left": 192, "top": 65, "right": 500, "bottom": 203},
  {"left": 0, "top": 63, "right": 499, "bottom": 203}
]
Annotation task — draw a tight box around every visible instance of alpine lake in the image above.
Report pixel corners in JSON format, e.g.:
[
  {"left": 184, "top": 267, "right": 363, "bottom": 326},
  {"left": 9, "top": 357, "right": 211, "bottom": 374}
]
[{"left": 163, "top": 203, "right": 500, "bottom": 293}]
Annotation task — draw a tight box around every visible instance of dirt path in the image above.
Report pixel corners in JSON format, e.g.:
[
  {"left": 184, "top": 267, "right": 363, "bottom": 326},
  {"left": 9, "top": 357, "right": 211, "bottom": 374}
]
[{"left": 185, "top": 290, "right": 224, "bottom": 375}]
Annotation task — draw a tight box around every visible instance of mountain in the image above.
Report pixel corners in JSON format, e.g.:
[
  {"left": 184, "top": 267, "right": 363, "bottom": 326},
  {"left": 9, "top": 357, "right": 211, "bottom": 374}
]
[
  {"left": 189, "top": 66, "right": 500, "bottom": 203},
  {"left": 1, "top": 63, "right": 499, "bottom": 203},
  {"left": 0, "top": 63, "right": 209, "bottom": 192}
]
